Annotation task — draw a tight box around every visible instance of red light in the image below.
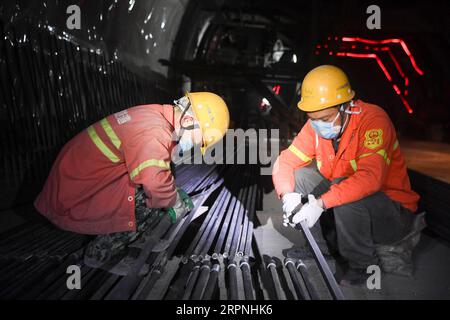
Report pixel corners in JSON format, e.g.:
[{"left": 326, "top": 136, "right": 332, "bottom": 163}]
[
  {"left": 335, "top": 51, "right": 414, "bottom": 114},
  {"left": 342, "top": 37, "right": 424, "bottom": 75},
  {"left": 404, "top": 90, "right": 409, "bottom": 96},
  {"left": 329, "top": 51, "right": 333, "bottom": 55},
  {"left": 399, "top": 95, "right": 414, "bottom": 114},
  {"left": 393, "top": 84, "right": 401, "bottom": 95},
  {"left": 337, "top": 52, "right": 393, "bottom": 81},
  {"left": 316, "top": 44, "right": 321, "bottom": 49},
  {"left": 387, "top": 49, "right": 408, "bottom": 86},
  {"left": 272, "top": 85, "right": 281, "bottom": 95}
]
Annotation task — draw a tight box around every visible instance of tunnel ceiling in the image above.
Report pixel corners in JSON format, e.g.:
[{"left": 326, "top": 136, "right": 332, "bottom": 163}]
[{"left": 169, "top": 0, "right": 450, "bottom": 139}]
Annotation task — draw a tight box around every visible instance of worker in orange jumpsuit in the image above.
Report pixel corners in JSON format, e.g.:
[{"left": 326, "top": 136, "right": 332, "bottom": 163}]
[
  {"left": 34, "top": 92, "right": 229, "bottom": 267},
  {"left": 272, "top": 65, "right": 423, "bottom": 286}
]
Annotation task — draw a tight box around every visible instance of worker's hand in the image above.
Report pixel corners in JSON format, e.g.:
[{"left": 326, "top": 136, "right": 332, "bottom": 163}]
[
  {"left": 282, "top": 192, "right": 303, "bottom": 218},
  {"left": 292, "top": 194, "right": 324, "bottom": 228},
  {"left": 167, "top": 188, "right": 193, "bottom": 223},
  {"left": 176, "top": 188, "right": 194, "bottom": 210}
]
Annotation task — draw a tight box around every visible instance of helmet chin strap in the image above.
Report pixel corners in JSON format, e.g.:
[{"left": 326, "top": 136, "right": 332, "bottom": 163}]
[
  {"left": 175, "top": 100, "right": 200, "bottom": 140},
  {"left": 334, "top": 103, "right": 351, "bottom": 140}
]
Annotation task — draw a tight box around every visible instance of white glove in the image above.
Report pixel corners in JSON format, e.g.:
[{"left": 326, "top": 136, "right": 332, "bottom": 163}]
[
  {"left": 282, "top": 216, "right": 295, "bottom": 228},
  {"left": 282, "top": 192, "right": 303, "bottom": 218},
  {"left": 292, "top": 194, "right": 324, "bottom": 228}
]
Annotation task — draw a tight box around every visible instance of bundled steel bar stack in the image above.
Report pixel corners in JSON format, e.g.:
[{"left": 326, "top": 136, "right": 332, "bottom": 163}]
[{"left": 0, "top": 161, "right": 344, "bottom": 300}]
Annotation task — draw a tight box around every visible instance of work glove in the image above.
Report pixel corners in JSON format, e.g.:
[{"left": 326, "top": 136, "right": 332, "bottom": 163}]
[
  {"left": 165, "top": 188, "right": 194, "bottom": 223},
  {"left": 292, "top": 194, "right": 324, "bottom": 228},
  {"left": 282, "top": 192, "right": 303, "bottom": 218}
]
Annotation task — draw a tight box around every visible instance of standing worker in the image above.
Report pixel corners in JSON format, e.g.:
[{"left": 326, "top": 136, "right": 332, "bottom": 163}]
[
  {"left": 272, "top": 65, "right": 423, "bottom": 286},
  {"left": 34, "top": 92, "right": 229, "bottom": 268}
]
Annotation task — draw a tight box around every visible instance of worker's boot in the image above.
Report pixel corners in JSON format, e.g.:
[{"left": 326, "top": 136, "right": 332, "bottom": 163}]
[
  {"left": 375, "top": 212, "right": 426, "bottom": 277},
  {"left": 84, "top": 233, "right": 129, "bottom": 269},
  {"left": 84, "top": 204, "right": 159, "bottom": 272},
  {"left": 336, "top": 267, "right": 368, "bottom": 287}
]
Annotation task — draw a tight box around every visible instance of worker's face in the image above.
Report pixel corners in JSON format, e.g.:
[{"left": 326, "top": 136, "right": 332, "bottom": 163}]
[{"left": 306, "top": 106, "right": 342, "bottom": 126}]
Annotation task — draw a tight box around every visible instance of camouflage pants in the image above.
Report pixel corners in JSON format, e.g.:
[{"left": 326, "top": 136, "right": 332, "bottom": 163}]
[{"left": 84, "top": 186, "right": 158, "bottom": 263}]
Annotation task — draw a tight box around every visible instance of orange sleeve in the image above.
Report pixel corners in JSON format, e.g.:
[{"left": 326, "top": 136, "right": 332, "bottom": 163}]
[
  {"left": 123, "top": 130, "right": 177, "bottom": 209},
  {"left": 272, "top": 121, "right": 316, "bottom": 197},
  {"left": 321, "top": 114, "right": 395, "bottom": 209}
]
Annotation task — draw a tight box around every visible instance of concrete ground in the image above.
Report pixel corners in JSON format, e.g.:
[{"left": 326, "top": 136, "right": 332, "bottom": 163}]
[{"left": 254, "top": 187, "right": 450, "bottom": 300}]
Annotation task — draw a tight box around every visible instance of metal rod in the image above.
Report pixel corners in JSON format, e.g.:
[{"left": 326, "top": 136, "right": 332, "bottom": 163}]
[
  {"left": 266, "top": 258, "right": 286, "bottom": 300},
  {"left": 197, "top": 191, "right": 233, "bottom": 259},
  {"left": 239, "top": 257, "right": 255, "bottom": 300},
  {"left": 202, "top": 263, "right": 220, "bottom": 300},
  {"left": 185, "top": 187, "right": 228, "bottom": 259},
  {"left": 284, "top": 258, "right": 310, "bottom": 300},
  {"left": 296, "top": 220, "right": 345, "bottom": 300},
  {"left": 212, "top": 192, "right": 238, "bottom": 259},
  {"left": 295, "top": 259, "right": 321, "bottom": 300},
  {"left": 227, "top": 260, "right": 239, "bottom": 300},
  {"left": 182, "top": 261, "right": 202, "bottom": 300},
  {"left": 165, "top": 259, "right": 195, "bottom": 300},
  {"left": 191, "top": 260, "right": 211, "bottom": 299}
]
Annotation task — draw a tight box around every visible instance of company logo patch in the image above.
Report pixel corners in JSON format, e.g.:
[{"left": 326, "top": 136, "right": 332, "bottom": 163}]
[
  {"left": 114, "top": 110, "right": 131, "bottom": 124},
  {"left": 364, "top": 129, "right": 383, "bottom": 149}
]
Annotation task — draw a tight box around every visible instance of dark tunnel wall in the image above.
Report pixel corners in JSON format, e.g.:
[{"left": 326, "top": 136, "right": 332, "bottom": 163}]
[
  {"left": 1, "top": 0, "right": 450, "bottom": 212},
  {"left": 0, "top": 1, "right": 189, "bottom": 210}
]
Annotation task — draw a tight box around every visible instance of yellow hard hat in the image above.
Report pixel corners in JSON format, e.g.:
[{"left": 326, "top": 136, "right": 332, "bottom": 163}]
[
  {"left": 186, "top": 92, "right": 230, "bottom": 154},
  {"left": 297, "top": 65, "right": 355, "bottom": 112}
]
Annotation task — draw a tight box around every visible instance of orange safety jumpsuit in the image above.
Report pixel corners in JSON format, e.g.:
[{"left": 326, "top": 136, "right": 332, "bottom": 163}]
[
  {"left": 272, "top": 99, "right": 419, "bottom": 212},
  {"left": 34, "top": 104, "right": 178, "bottom": 235}
]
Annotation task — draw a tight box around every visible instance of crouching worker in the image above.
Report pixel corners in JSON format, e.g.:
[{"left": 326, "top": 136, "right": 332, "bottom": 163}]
[
  {"left": 272, "top": 65, "right": 424, "bottom": 286},
  {"left": 34, "top": 92, "right": 230, "bottom": 268}
]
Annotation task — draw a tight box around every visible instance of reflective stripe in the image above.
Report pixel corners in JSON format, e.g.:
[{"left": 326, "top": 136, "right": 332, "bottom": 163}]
[
  {"left": 317, "top": 160, "right": 322, "bottom": 170},
  {"left": 351, "top": 148, "right": 391, "bottom": 172},
  {"left": 288, "top": 145, "right": 312, "bottom": 163},
  {"left": 358, "top": 152, "right": 373, "bottom": 159},
  {"left": 100, "top": 118, "right": 121, "bottom": 150},
  {"left": 393, "top": 140, "right": 399, "bottom": 151},
  {"left": 350, "top": 159, "right": 357, "bottom": 172},
  {"left": 376, "top": 149, "right": 391, "bottom": 165},
  {"left": 130, "top": 159, "right": 171, "bottom": 180},
  {"left": 87, "top": 126, "right": 120, "bottom": 163}
]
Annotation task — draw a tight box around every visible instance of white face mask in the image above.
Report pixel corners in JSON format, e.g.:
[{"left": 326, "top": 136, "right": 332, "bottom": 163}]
[
  {"left": 310, "top": 102, "right": 360, "bottom": 139},
  {"left": 310, "top": 111, "right": 341, "bottom": 139},
  {"left": 178, "top": 134, "right": 194, "bottom": 154}
]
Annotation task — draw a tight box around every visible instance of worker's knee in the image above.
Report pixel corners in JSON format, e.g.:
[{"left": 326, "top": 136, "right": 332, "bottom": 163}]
[
  {"left": 333, "top": 199, "right": 369, "bottom": 226},
  {"left": 293, "top": 164, "right": 327, "bottom": 195}
]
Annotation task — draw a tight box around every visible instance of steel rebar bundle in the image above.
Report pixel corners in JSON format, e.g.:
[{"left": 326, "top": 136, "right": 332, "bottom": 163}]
[{"left": 0, "top": 161, "right": 343, "bottom": 300}]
